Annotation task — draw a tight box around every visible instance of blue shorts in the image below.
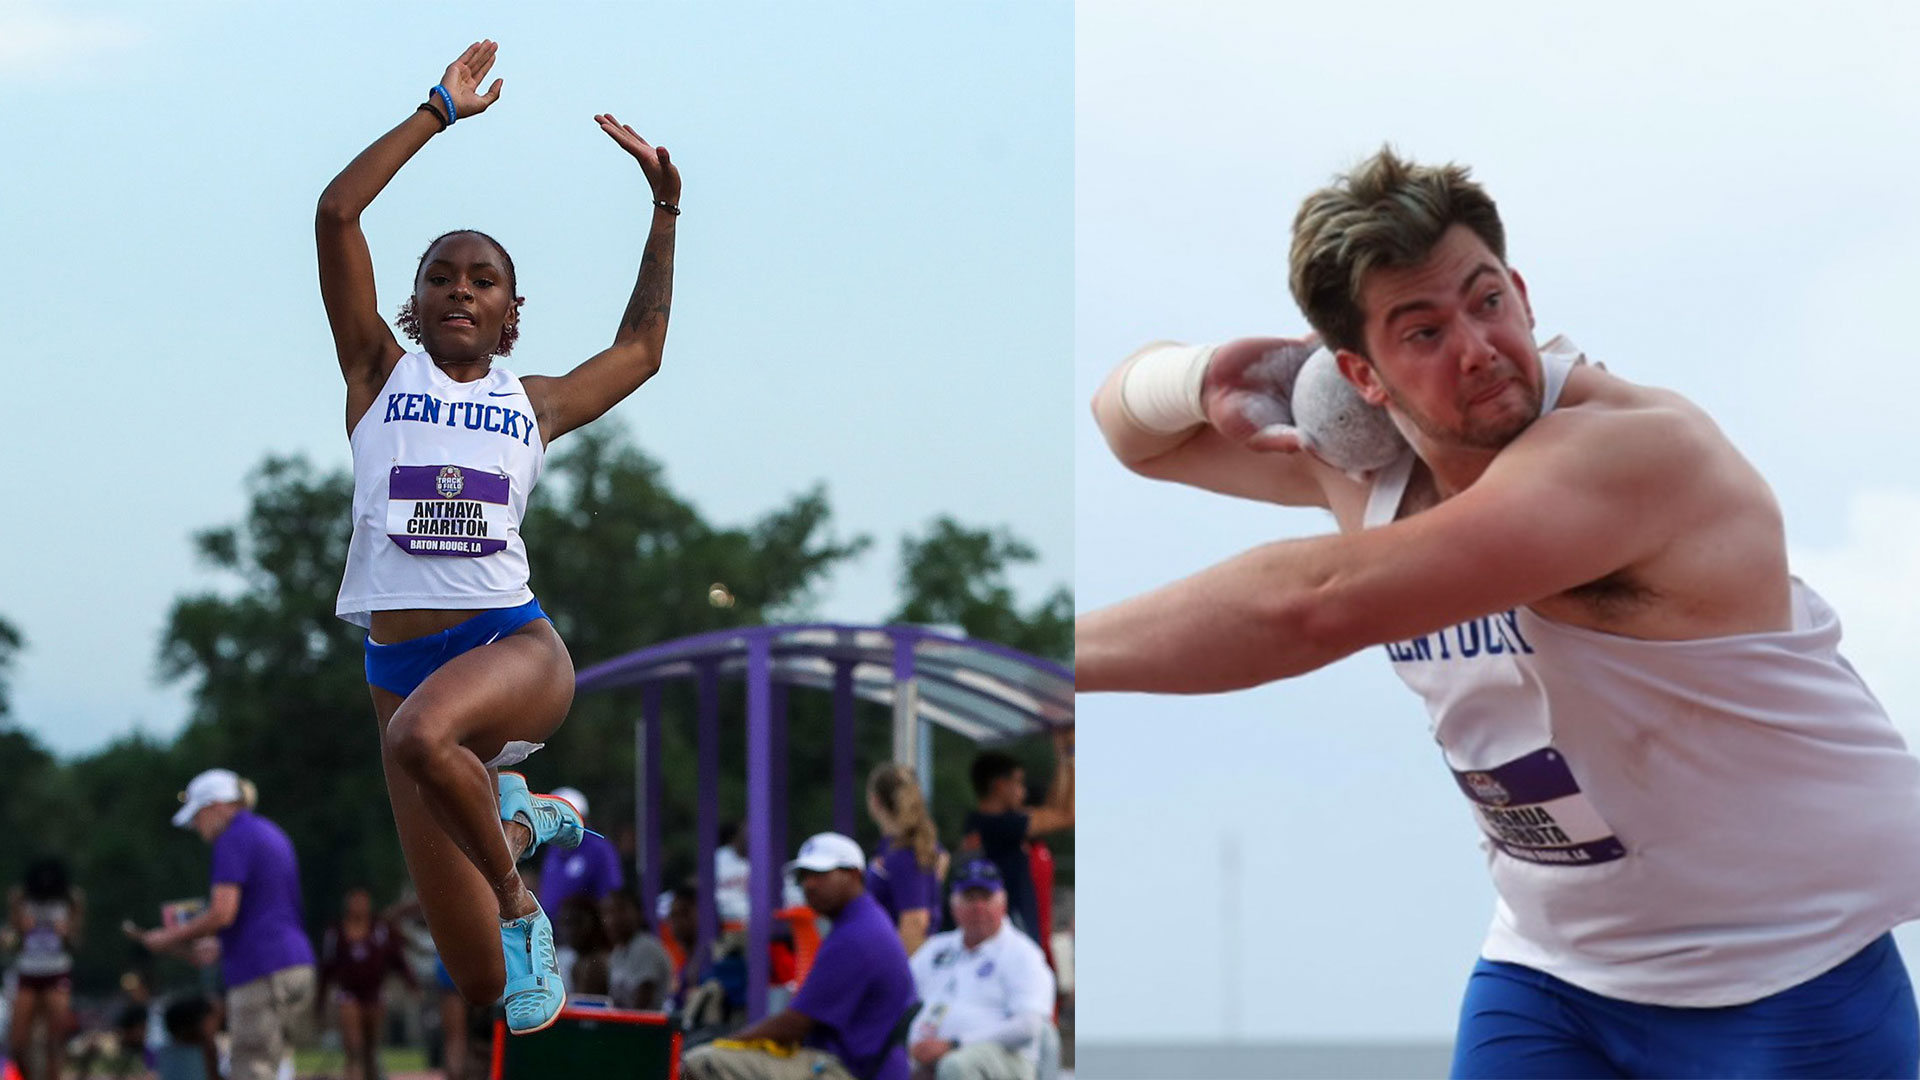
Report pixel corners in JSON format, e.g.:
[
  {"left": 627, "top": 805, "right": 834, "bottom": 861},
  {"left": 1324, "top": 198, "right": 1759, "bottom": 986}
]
[
  {"left": 363, "top": 598, "right": 548, "bottom": 697},
  {"left": 1452, "top": 933, "right": 1919, "bottom": 1078}
]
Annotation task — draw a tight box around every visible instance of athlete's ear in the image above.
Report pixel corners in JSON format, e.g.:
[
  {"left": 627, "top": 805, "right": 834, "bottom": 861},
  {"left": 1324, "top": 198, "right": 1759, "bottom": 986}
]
[
  {"left": 1510, "top": 268, "right": 1534, "bottom": 330},
  {"left": 1337, "top": 349, "right": 1388, "bottom": 407}
]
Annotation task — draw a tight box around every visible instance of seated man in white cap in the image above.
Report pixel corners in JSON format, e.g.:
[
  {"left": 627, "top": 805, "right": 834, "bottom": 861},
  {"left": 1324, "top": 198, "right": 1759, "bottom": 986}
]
[
  {"left": 906, "top": 859, "right": 1054, "bottom": 1080},
  {"left": 681, "top": 832, "right": 917, "bottom": 1080}
]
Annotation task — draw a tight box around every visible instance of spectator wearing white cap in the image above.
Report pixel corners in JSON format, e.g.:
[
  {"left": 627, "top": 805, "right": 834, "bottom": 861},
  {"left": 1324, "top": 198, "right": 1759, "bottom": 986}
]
[
  {"left": 126, "top": 769, "right": 317, "bottom": 1080},
  {"left": 533, "top": 786, "right": 625, "bottom": 914},
  {"left": 681, "top": 832, "right": 917, "bottom": 1080},
  {"left": 905, "top": 859, "right": 1054, "bottom": 1080}
]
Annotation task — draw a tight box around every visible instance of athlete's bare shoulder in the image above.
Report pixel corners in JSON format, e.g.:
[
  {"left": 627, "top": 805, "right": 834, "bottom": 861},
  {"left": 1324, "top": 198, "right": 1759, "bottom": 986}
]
[{"left": 1519, "top": 363, "right": 1790, "bottom": 637}]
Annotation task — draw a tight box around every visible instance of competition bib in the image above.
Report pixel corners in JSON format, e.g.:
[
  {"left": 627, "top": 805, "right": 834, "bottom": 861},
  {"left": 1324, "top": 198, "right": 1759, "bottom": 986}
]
[
  {"left": 386, "top": 465, "right": 511, "bottom": 557},
  {"left": 1453, "top": 747, "right": 1626, "bottom": 866}
]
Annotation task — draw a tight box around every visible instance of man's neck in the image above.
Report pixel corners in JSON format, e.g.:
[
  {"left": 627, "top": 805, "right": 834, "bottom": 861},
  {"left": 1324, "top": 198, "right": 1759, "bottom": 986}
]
[
  {"left": 977, "top": 795, "right": 1015, "bottom": 815},
  {"left": 962, "top": 924, "right": 999, "bottom": 950}
]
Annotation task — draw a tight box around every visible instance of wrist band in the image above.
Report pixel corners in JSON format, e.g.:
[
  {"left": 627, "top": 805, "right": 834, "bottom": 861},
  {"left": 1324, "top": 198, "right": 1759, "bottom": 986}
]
[
  {"left": 430, "top": 84, "right": 457, "bottom": 125},
  {"left": 1118, "top": 342, "right": 1215, "bottom": 433},
  {"left": 416, "top": 102, "right": 449, "bottom": 131},
  {"left": 653, "top": 199, "right": 681, "bottom": 217}
]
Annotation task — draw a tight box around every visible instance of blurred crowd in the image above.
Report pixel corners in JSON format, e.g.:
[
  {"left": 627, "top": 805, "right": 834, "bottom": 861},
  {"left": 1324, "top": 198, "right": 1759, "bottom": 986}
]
[{"left": 0, "top": 732, "right": 1072, "bottom": 1080}]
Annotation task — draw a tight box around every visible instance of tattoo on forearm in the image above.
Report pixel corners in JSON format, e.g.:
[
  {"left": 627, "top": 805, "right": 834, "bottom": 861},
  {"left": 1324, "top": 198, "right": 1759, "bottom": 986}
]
[{"left": 621, "top": 224, "right": 676, "bottom": 337}]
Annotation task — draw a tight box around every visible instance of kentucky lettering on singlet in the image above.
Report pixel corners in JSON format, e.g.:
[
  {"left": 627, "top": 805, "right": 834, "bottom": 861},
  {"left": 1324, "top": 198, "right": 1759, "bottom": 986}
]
[
  {"left": 1382, "top": 610, "right": 1536, "bottom": 662},
  {"left": 1382, "top": 609, "right": 1623, "bottom": 867},
  {"left": 381, "top": 391, "right": 537, "bottom": 446}
]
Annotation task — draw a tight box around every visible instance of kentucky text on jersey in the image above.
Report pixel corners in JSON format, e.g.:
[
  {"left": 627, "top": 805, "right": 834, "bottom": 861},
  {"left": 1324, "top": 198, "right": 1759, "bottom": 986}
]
[
  {"left": 405, "top": 501, "right": 490, "bottom": 537},
  {"left": 382, "top": 392, "right": 536, "bottom": 446},
  {"left": 1384, "top": 611, "right": 1536, "bottom": 662}
]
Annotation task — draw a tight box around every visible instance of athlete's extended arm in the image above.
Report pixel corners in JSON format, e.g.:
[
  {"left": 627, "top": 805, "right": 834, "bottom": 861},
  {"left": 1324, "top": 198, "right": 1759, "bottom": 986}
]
[
  {"left": 522, "top": 115, "right": 681, "bottom": 444},
  {"left": 1076, "top": 406, "right": 1697, "bottom": 693},
  {"left": 316, "top": 41, "right": 503, "bottom": 427},
  {"left": 1092, "top": 335, "right": 1350, "bottom": 508}
]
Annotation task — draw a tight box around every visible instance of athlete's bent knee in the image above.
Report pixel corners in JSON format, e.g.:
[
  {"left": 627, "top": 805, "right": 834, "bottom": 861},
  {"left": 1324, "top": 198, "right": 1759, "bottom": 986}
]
[{"left": 385, "top": 709, "right": 453, "bottom": 777}]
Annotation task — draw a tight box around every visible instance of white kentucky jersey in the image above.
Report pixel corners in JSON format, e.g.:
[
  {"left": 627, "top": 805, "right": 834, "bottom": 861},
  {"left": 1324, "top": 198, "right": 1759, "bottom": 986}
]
[
  {"left": 1365, "top": 340, "right": 1920, "bottom": 1006},
  {"left": 336, "top": 352, "right": 545, "bottom": 627}
]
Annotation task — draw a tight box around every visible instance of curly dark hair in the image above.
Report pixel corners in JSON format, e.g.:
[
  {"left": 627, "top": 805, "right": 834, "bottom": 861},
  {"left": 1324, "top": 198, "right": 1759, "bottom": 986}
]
[
  {"left": 22, "top": 857, "right": 69, "bottom": 902},
  {"left": 395, "top": 229, "right": 525, "bottom": 357}
]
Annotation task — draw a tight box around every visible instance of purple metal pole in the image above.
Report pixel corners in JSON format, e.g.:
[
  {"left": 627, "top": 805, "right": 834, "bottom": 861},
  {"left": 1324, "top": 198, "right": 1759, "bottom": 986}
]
[
  {"left": 745, "top": 635, "right": 773, "bottom": 1020},
  {"left": 891, "top": 630, "right": 920, "bottom": 768},
  {"left": 833, "top": 661, "right": 857, "bottom": 837},
  {"left": 769, "top": 679, "right": 790, "bottom": 918},
  {"left": 642, "top": 681, "right": 664, "bottom": 930},
  {"left": 696, "top": 662, "right": 720, "bottom": 963}
]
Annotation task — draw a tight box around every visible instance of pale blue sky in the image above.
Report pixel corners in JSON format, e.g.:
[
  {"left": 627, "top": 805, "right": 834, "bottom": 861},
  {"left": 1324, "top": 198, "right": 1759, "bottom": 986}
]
[
  {"left": 2, "top": 1, "right": 1071, "bottom": 755},
  {"left": 1075, "top": 0, "right": 1920, "bottom": 1042}
]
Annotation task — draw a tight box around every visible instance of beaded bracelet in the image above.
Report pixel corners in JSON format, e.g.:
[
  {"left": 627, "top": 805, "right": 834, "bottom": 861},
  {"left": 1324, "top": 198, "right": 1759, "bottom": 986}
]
[
  {"left": 430, "top": 84, "right": 457, "bottom": 125},
  {"left": 416, "top": 102, "right": 449, "bottom": 131},
  {"left": 653, "top": 199, "right": 681, "bottom": 217}
]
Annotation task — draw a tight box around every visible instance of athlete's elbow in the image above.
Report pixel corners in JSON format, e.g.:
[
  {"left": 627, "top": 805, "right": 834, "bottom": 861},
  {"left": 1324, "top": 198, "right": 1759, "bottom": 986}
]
[
  {"left": 315, "top": 193, "right": 361, "bottom": 229},
  {"left": 1265, "top": 586, "right": 1365, "bottom": 677}
]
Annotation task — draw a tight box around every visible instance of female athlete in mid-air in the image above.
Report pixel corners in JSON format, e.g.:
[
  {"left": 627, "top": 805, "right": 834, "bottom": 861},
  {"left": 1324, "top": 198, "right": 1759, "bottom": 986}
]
[{"left": 315, "top": 40, "right": 680, "bottom": 1034}]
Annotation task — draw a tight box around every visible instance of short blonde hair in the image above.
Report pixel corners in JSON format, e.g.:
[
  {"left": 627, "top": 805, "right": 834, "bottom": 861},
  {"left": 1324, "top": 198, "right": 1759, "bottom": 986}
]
[{"left": 1289, "top": 146, "right": 1507, "bottom": 356}]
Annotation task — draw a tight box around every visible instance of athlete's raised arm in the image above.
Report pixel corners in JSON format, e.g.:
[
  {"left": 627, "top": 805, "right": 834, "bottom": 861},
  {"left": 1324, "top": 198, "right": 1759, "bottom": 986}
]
[
  {"left": 1092, "top": 335, "right": 1363, "bottom": 510},
  {"left": 1076, "top": 400, "right": 1728, "bottom": 694},
  {"left": 521, "top": 115, "right": 681, "bottom": 444},
  {"left": 317, "top": 41, "right": 504, "bottom": 430}
]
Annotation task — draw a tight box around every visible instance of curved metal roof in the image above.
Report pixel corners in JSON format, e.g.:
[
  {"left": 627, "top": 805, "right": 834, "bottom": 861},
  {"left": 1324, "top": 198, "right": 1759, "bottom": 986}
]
[{"left": 574, "top": 623, "right": 1072, "bottom": 745}]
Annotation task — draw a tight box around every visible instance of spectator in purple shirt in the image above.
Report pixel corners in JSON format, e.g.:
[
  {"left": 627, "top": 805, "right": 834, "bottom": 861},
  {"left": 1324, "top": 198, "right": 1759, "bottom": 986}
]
[
  {"left": 533, "top": 786, "right": 625, "bottom": 916},
  {"left": 129, "top": 769, "right": 318, "bottom": 1080},
  {"left": 682, "top": 833, "right": 917, "bottom": 1080},
  {"left": 866, "top": 764, "right": 947, "bottom": 956}
]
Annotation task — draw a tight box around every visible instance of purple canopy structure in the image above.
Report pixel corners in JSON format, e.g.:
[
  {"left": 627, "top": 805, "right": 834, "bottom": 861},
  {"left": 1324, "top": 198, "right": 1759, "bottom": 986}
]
[{"left": 574, "top": 622, "right": 1073, "bottom": 1020}]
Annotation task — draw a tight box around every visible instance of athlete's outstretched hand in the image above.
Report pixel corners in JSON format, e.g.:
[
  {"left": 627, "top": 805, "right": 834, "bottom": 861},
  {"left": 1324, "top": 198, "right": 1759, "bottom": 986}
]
[
  {"left": 1201, "top": 335, "right": 1321, "bottom": 454},
  {"left": 596, "top": 113, "right": 682, "bottom": 207},
  {"left": 439, "top": 40, "right": 504, "bottom": 120}
]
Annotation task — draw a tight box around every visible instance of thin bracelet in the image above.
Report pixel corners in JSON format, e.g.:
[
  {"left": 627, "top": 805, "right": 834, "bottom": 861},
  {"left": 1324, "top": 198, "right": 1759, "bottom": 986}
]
[
  {"left": 416, "top": 102, "right": 449, "bottom": 131},
  {"left": 653, "top": 199, "right": 681, "bottom": 216},
  {"left": 430, "top": 84, "right": 457, "bottom": 125}
]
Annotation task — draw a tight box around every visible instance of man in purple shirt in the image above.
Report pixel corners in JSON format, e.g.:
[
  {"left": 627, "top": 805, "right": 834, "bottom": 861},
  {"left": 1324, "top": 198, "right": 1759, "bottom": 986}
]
[
  {"left": 533, "top": 786, "right": 624, "bottom": 912},
  {"left": 130, "top": 769, "right": 318, "bottom": 1080},
  {"left": 681, "top": 832, "right": 918, "bottom": 1080}
]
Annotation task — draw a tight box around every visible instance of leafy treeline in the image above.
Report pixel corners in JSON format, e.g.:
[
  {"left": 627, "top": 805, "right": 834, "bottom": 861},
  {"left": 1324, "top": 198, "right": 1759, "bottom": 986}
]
[{"left": 1, "top": 423, "right": 1069, "bottom": 994}]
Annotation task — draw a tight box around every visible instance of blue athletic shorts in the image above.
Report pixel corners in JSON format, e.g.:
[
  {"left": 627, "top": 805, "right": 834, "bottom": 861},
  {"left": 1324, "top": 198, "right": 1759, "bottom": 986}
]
[
  {"left": 1452, "top": 933, "right": 1919, "bottom": 1078},
  {"left": 363, "top": 598, "right": 548, "bottom": 697}
]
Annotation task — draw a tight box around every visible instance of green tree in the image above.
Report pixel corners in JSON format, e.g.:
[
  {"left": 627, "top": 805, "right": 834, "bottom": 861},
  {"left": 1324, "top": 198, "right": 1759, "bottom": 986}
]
[
  {"left": 0, "top": 615, "right": 22, "bottom": 722},
  {"left": 890, "top": 517, "right": 1071, "bottom": 662},
  {"left": 888, "top": 518, "right": 1074, "bottom": 885}
]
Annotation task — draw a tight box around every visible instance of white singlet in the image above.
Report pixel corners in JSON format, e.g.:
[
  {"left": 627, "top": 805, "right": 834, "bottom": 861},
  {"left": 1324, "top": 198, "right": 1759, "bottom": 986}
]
[
  {"left": 14, "top": 898, "right": 72, "bottom": 977},
  {"left": 336, "top": 352, "right": 545, "bottom": 627},
  {"left": 1365, "top": 342, "right": 1920, "bottom": 1006}
]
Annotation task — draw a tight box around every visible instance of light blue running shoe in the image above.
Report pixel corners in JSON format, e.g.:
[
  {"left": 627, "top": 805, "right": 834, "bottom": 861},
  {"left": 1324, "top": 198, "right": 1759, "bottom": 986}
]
[
  {"left": 499, "top": 899, "right": 566, "bottom": 1035},
  {"left": 497, "top": 771, "right": 585, "bottom": 859}
]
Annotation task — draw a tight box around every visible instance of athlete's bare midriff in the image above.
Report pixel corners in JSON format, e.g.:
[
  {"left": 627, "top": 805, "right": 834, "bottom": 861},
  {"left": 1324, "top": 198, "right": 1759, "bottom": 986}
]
[{"left": 370, "top": 608, "right": 491, "bottom": 644}]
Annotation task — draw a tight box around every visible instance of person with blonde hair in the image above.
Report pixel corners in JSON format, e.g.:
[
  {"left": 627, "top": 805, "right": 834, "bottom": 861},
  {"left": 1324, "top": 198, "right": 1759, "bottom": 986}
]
[
  {"left": 128, "top": 769, "right": 316, "bottom": 1080},
  {"left": 865, "top": 764, "right": 946, "bottom": 956}
]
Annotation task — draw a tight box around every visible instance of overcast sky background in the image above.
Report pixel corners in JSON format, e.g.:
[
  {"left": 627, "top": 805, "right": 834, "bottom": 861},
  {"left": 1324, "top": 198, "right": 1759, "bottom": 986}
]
[
  {"left": 1074, "top": 0, "right": 1920, "bottom": 1043},
  {"left": 1, "top": 1, "right": 1071, "bottom": 757}
]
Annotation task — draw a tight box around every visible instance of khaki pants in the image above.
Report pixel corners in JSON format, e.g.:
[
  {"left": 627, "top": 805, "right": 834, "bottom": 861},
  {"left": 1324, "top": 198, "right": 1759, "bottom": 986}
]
[
  {"left": 918, "top": 1043, "right": 1036, "bottom": 1080},
  {"left": 227, "top": 964, "right": 316, "bottom": 1080},
  {"left": 681, "top": 1043, "right": 857, "bottom": 1080}
]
